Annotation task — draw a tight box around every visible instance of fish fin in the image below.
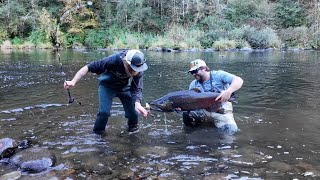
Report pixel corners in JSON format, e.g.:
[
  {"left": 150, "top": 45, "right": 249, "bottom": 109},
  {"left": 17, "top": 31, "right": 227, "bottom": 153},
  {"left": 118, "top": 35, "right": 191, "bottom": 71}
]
[
  {"left": 231, "top": 100, "right": 238, "bottom": 104},
  {"left": 228, "top": 97, "right": 238, "bottom": 104},
  {"left": 228, "top": 92, "right": 238, "bottom": 103},
  {"left": 190, "top": 88, "right": 201, "bottom": 93}
]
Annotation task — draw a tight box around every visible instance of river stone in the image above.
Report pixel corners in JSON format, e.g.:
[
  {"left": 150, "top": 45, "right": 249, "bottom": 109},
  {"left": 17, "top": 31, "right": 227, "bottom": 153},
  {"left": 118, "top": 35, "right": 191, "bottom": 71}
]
[
  {"left": 0, "top": 138, "right": 18, "bottom": 158},
  {"left": 118, "top": 169, "right": 134, "bottom": 179},
  {"left": 267, "top": 161, "right": 292, "bottom": 172},
  {"left": 203, "top": 173, "right": 233, "bottom": 180},
  {"left": 0, "top": 171, "right": 22, "bottom": 180},
  {"left": 9, "top": 147, "right": 56, "bottom": 173},
  {"left": 135, "top": 146, "right": 168, "bottom": 158}
]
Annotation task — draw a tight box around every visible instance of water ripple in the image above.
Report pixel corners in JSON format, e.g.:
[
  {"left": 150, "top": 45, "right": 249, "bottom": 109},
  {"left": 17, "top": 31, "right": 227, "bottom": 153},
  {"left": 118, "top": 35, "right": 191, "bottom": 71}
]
[{"left": 0, "top": 103, "right": 67, "bottom": 114}]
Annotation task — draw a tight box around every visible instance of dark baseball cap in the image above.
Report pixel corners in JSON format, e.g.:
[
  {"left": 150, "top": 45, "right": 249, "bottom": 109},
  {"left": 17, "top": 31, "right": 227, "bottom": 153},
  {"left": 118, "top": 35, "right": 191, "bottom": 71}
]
[{"left": 125, "top": 50, "right": 148, "bottom": 72}]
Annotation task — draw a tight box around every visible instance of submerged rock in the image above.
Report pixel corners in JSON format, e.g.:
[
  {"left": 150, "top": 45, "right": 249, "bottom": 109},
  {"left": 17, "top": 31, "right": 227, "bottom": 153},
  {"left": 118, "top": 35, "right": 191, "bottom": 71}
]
[
  {"left": 135, "top": 146, "right": 168, "bottom": 158},
  {"left": 0, "top": 138, "right": 18, "bottom": 158},
  {"left": 0, "top": 171, "right": 22, "bottom": 180},
  {"left": 17, "top": 139, "right": 30, "bottom": 149},
  {"left": 10, "top": 147, "right": 56, "bottom": 173},
  {"left": 267, "top": 161, "right": 292, "bottom": 172}
]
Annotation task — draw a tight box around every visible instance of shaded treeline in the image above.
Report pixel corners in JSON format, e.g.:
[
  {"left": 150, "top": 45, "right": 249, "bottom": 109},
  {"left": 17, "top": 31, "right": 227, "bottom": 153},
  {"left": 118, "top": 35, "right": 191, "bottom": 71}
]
[{"left": 0, "top": 0, "right": 319, "bottom": 50}]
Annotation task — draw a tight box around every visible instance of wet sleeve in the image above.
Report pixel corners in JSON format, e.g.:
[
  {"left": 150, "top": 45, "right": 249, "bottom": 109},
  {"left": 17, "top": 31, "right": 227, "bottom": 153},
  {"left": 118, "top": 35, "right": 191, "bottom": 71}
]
[
  {"left": 87, "top": 56, "right": 114, "bottom": 75},
  {"left": 130, "top": 72, "right": 144, "bottom": 102}
]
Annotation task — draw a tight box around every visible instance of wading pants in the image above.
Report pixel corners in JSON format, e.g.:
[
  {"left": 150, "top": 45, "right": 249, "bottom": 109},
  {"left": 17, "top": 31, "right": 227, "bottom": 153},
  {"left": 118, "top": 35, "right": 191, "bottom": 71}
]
[
  {"left": 205, "top": 102, "right": 238, "bottom": 135},
  {"left": 93, "top": 85, "right": 138, "bottom": 132}
]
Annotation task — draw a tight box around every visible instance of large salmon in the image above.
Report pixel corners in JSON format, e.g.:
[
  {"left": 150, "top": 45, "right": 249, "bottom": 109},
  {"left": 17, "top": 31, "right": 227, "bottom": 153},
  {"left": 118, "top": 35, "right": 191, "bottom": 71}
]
[{"left": 149, "top": 90, "right": 232, "bottom": 112}]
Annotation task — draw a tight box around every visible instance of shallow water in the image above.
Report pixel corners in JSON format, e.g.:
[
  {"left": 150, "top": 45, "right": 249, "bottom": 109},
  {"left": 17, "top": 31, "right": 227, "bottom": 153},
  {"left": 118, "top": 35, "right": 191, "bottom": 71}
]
[{"left": 0, "top": 49, "right": 320, "bottom": 179}]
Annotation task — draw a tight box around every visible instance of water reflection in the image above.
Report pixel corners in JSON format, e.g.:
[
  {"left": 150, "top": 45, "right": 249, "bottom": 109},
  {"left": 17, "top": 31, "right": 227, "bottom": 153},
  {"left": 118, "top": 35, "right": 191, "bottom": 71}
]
[{"left": 0, "top": 49, "right": 320, "bottom": 179}]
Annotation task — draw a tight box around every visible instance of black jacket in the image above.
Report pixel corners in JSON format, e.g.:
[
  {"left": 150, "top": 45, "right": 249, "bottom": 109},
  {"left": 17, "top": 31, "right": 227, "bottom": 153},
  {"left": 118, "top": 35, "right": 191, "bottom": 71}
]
[{"left": 87, "top": 50, "right": 144, "bottom": 102}]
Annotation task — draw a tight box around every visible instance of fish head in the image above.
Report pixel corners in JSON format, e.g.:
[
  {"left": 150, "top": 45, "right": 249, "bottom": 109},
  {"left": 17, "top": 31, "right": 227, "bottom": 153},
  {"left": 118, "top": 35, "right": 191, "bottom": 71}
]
[{"left": 149, "top": 99, "right": 174, "bottom": 112}]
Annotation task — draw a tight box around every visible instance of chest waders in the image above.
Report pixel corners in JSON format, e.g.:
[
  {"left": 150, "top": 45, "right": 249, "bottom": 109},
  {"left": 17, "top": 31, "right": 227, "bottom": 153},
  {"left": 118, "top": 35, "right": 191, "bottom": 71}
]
[{"left": 183, "top": 71, "right": 239, "bottom": 134}]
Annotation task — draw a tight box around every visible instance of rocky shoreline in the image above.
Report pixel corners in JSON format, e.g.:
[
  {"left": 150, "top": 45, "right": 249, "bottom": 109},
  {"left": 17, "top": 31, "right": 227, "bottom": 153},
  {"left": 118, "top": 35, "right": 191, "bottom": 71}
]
[{"left": 0, "top": 40, "right": 317, "bottom": 53}]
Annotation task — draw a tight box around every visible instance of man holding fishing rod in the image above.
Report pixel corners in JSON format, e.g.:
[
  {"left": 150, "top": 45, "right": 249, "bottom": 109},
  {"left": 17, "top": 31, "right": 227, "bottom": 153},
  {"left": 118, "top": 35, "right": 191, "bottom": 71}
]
[
  {"left": 64, "top": 49, "right": 148, "bottom": 135},
  {"left": 183, "top": 59, "right": 243, "bottom": 135}
]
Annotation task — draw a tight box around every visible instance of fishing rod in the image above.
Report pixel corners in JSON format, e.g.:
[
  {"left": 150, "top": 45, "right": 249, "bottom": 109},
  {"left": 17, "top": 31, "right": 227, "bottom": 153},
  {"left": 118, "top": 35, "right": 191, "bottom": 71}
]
[
  {"left": 54, "top": 30, "right": 80, "bottom": 105},
  {"left": 55, "top": 1, "right": 93, "bottom": 105},
  {"left": 57, "top": 50, "right": 77, "bottom": 104}
]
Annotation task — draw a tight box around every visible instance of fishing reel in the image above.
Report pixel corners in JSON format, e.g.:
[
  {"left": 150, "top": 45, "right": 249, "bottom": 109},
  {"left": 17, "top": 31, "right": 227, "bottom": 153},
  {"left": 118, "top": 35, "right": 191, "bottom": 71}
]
[{"left": 67, "top": 89, "right": 74, "bottom": 104}]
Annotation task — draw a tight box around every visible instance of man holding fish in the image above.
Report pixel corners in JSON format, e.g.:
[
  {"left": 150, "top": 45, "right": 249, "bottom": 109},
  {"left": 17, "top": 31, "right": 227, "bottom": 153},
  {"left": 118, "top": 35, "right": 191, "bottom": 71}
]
[{"left": 184, "top": 59, "right": 243, "bottom": 135}]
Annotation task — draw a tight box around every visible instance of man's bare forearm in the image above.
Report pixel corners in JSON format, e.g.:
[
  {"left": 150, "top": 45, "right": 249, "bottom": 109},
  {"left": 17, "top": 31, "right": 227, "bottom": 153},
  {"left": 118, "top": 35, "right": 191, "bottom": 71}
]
[{"left": 70, "top": 66, "right": 89, "bottom": 84}]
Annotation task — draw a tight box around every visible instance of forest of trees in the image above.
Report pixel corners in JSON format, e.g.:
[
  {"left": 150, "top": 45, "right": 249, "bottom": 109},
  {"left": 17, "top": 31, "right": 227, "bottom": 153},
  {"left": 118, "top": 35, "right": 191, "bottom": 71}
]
[{"left": 0, "top": 0, "right": 319, "bottom": 50}]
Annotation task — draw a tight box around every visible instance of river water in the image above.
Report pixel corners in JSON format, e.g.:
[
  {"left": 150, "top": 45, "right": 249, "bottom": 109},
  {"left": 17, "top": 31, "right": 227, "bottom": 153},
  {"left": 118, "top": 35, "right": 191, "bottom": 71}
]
[{"left": 0, "top": 49, "right": 319, "bottom": 179}]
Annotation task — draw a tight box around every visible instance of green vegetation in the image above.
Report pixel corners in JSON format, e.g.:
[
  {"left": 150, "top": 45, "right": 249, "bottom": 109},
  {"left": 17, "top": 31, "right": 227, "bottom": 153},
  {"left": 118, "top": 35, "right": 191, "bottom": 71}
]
[{"left": 0, "top": 0, "right": 319, "bottom": 50}]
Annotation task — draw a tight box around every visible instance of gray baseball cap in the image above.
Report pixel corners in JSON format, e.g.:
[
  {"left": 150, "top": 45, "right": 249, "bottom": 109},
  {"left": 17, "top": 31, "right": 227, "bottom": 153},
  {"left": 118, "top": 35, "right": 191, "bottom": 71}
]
[{"left": 125, "top": 50, "right": 148, "bottom": 72}]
